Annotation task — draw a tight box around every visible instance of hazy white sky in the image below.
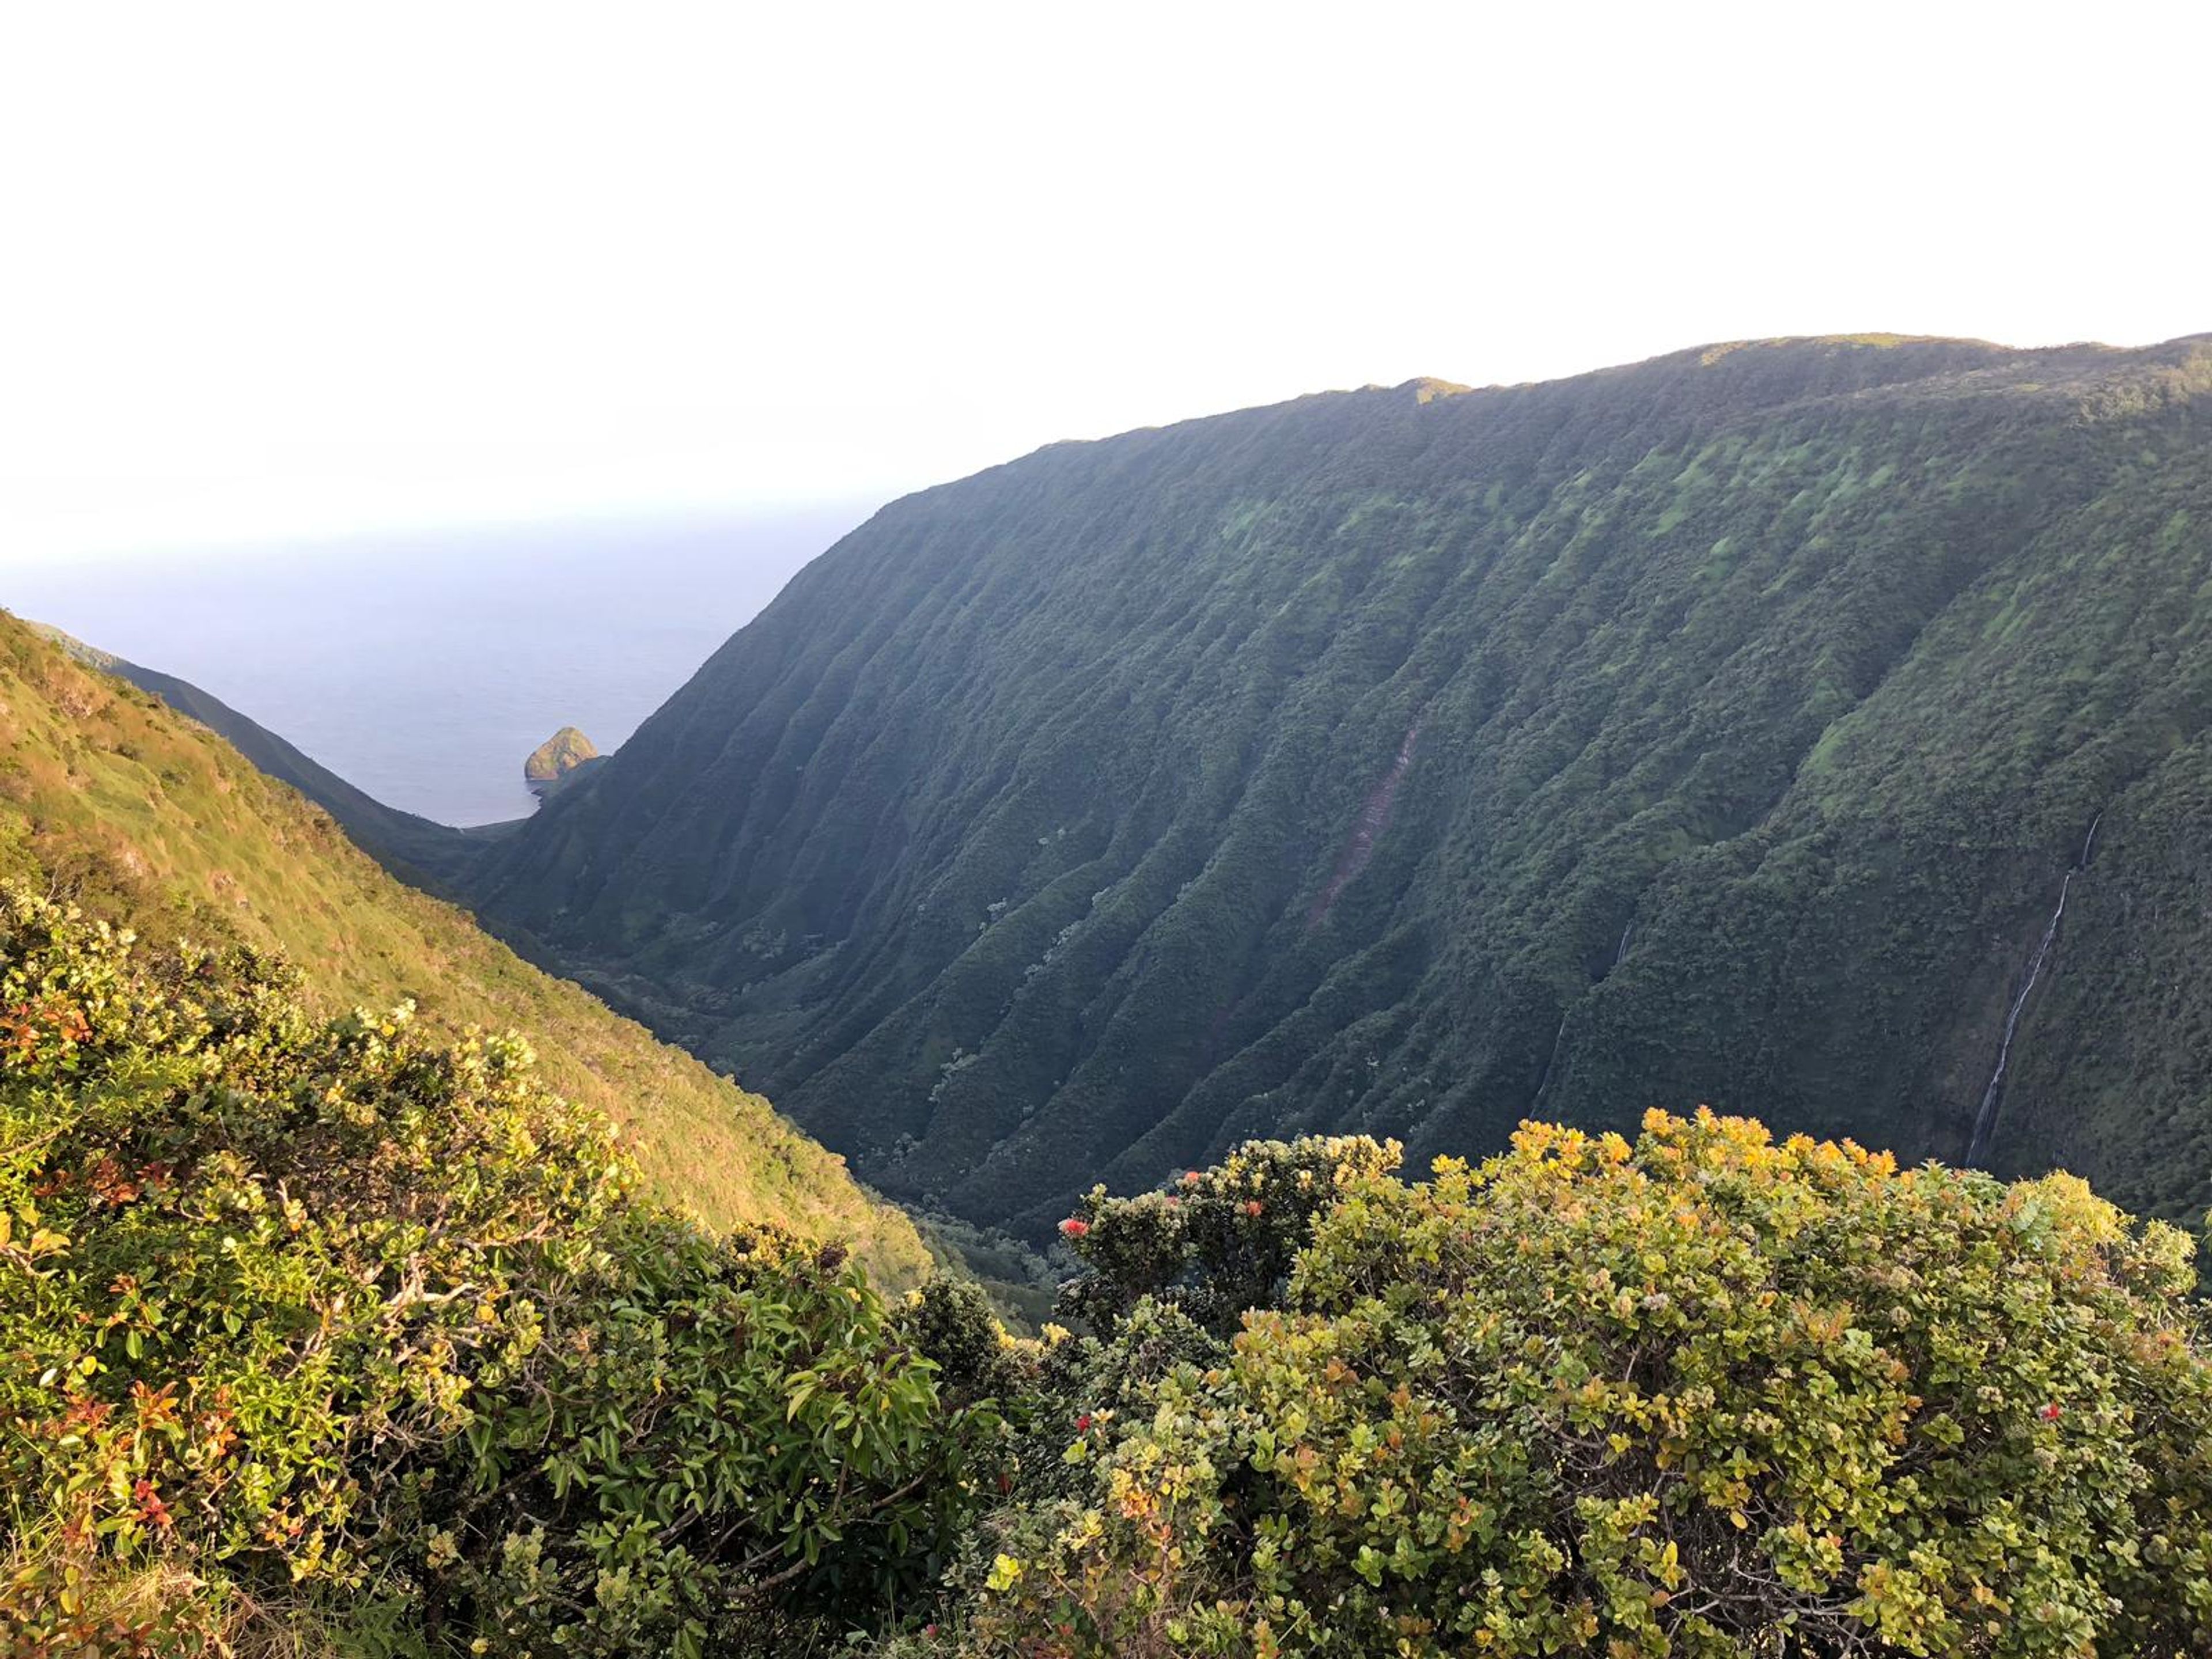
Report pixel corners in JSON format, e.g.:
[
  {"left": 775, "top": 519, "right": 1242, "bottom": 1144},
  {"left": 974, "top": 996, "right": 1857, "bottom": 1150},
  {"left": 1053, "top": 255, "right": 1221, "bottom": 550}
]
[{"left": 5, "top": 1, "right": 2206, "bottom": 563}]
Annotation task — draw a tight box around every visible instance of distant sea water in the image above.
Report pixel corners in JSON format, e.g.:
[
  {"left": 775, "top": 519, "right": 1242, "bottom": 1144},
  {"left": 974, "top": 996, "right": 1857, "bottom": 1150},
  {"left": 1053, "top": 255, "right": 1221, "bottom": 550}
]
[{"left": 3, "top": 503, "right": 875, "bottom": 825}]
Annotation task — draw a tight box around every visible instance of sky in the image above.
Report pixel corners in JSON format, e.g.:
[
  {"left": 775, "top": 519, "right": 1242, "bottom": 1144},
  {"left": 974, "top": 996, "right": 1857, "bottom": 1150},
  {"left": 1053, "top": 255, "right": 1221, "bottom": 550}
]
[{"left": 4, "top": 1, "right": 2208, "bottom": 566}]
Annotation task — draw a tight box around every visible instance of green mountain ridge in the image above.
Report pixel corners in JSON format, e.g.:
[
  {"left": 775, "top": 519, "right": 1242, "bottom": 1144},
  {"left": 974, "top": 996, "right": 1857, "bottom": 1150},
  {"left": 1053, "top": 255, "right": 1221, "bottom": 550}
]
[
  {"left": 458, "top": 331, "right": 2212, "bottom": 1242},
  {"left": 27, "top": 620, "right": 500, "bottom": 890},
  {"left": 11, "top": 340, "right": 2212, "bottom": 1657},
  {"left": 0, "top": 613, "right": 929, "bottom": 1285}
]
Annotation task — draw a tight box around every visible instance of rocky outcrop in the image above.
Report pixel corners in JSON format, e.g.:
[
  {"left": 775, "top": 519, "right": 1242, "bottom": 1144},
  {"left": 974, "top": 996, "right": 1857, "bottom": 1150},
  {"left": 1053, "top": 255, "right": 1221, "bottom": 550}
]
[{"left": 524, "top": 726, "right": 599, "bottom": 797}]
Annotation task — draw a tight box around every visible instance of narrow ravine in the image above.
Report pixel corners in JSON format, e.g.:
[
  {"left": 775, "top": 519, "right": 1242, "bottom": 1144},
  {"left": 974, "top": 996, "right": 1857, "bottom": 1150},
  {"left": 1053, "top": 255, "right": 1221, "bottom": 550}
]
[
  {"left": 1306, "top": 716, "right": 1422, "bottom": 927},
  {"left": 1531, "top": 1013, "right": 1570, "bottom": 1108},
  {"left": 1966, "top": 813, "right": 2101, "bottom": 1166},
  {"left": 1533, "top": 918, "right": 1635, "bottom": 1107}
]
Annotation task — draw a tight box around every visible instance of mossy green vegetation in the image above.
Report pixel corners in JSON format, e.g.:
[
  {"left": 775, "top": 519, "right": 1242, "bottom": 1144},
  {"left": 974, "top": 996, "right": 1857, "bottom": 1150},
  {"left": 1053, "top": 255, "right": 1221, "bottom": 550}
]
[
  {"left": 465, "top": 334, "right": 2212, "bottom": 1247},
  {"left": 0, "top": 615, "right": 929, "bottom": 1285},
  {"left": 0, "top": 888, "right": 1001, "bottom": 1655},
  {"left": 916, "top": 1118, "right": 2212, "bottom": 1657}
]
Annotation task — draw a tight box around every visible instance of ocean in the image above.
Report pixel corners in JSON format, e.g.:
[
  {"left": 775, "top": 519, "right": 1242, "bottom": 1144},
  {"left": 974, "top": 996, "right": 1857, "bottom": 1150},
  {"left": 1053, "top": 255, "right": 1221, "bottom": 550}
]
[{"left": 3, "top": 503, "right": 874, "bottom": 825}]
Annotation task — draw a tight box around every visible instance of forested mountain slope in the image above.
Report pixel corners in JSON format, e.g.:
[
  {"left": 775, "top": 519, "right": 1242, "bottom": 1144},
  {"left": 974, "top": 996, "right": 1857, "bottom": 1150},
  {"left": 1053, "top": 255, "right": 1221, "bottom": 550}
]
[
  {"left": 465, "top": 334, "right": 2212, "bottom": 1240},
  {"left": 0, "top": 613, "right": 928, "bottom": 1282}
]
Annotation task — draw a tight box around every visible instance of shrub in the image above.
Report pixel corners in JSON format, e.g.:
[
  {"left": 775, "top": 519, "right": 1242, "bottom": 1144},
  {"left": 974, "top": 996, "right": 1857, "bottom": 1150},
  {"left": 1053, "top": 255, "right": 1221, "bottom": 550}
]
[
  {"left": 1053, "top": 1135, "right": 1403, "bottom": 1337},
  {"left": 0, "top": 888, "right": 1002, "bottom": 1655},
  {"left": 898, "top": 1275, "right": 1039, "bottom": 1408},
  {"left": 956, "top": 1115, "right": 2212, "bottom": 1657}
]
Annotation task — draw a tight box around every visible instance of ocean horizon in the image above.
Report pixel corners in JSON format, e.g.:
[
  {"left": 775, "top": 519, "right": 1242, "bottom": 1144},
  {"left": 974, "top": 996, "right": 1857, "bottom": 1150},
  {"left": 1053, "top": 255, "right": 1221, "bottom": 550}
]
[{"left": 3, "top": 502, "right": 874, "bottom": 825}]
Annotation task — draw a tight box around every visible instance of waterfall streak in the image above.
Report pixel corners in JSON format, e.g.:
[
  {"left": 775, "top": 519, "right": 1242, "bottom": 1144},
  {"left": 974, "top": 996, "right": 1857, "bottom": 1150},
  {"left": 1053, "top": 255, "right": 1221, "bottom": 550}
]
[
  {"left": 1534, "top": 921, "right": 1633, "bottom": 1108},
  {"left": 1531, "top": 1014, "right": 1570, "bottom": 1108},
  {"left": 1965, "top": 813, "right": 2101, "bottom": 1166}
]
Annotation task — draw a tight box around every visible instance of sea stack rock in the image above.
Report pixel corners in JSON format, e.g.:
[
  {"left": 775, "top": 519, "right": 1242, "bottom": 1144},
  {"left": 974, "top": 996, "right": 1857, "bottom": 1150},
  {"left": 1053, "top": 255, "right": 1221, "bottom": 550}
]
[{"left": 524, "top": 726, "right": 599, "bottom": 798}]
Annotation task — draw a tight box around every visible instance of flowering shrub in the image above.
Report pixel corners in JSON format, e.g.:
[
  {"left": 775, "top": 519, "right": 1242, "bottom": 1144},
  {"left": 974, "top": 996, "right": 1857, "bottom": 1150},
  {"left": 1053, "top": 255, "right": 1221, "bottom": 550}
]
[
  {"left": 0, "top": 888, "right": 1004, "bottom": 1655},
  {"left": 948, "top": 1115, "right": 2212, "bottom": 1657},
  {"left": 17, "top": 878, "right": 2210, "bottom": 1657},
  {"left": 1054, "top": 1135, "right": 1402, "bottom": 1336}
]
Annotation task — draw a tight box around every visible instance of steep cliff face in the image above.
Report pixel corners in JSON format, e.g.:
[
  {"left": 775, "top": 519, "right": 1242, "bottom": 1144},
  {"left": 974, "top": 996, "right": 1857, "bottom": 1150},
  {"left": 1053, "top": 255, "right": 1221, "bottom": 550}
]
[{"left": 465, "top": 334, "right": 2212, "bottom": 1239}]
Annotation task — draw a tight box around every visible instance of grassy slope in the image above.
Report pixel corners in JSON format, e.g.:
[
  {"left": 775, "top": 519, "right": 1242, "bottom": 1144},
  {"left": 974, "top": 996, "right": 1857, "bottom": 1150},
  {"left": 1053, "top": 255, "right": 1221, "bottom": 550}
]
[
  {"left": 28, "top": 622, "right": 502, "bottom": 891},
  {"left": 0, "top": 613, "right": 929, "bottom": 1286},
  {"left": 467, "top": 334, "right": 2212, "bottom": 1242}
]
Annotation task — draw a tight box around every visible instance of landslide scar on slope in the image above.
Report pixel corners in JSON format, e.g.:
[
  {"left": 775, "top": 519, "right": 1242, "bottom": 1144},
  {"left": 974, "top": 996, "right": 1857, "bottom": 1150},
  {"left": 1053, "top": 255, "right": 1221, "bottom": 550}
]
[{"left": 1307, "top": 717, "right": 1421, "bottom": 929}]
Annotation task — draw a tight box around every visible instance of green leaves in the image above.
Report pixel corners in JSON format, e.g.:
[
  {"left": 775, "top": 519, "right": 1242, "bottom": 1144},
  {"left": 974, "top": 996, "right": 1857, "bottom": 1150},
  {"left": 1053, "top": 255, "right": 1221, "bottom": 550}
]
[
  {"left": 0, "top": 888, "right": 1000, "bottom": 1656},
  {"left": 959, "top": 1117, "right": 2212, "bottom": 1657}
]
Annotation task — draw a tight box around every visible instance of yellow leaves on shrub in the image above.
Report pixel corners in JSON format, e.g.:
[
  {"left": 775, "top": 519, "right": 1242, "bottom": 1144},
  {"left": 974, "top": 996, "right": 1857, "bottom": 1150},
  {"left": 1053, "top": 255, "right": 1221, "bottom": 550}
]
[{"left": 977, "top": 1113, "right": 2212, "bottom": 1658}]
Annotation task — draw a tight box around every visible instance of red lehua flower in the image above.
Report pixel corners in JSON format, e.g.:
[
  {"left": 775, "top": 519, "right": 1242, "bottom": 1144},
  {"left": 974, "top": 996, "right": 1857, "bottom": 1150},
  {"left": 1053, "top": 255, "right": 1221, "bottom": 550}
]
[
  {"left": 1183, "top": 1170, "right": 1202, "bottom": 1187},
  {"left": 2040, "top": 1402, "right": 2062, "bottom": 1421},
  {"left": 923, "top": 1626, "right": 938, "bottom": 1639},
  {"left": 1059, "top": 1217, "right": 1090, "bottom": 1238},
  {"left": 1244, "top": 1199, "right": 1264, "bottom": 1217},
  {"left": 1075, "top": 1413, "right": 1093, "bottom": 1432}
]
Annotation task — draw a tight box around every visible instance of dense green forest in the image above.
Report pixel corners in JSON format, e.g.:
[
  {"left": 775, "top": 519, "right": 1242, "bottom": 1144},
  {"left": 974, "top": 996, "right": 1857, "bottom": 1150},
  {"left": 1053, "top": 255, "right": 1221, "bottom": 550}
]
[{"left": 463, "top": 334, "right": 2212, "bottom": 1244}]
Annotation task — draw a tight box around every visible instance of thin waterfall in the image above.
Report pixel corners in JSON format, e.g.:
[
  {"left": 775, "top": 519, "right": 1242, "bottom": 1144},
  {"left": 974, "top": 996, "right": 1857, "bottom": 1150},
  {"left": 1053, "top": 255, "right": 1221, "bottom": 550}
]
[
  {"left": 1535, "top": 919, "right": 1634, "bottom": 1108},
  {"left": 1965, "top": 813, "right": 2101, "bottom": 1167},
  {"left": 1531, "top": 1013, "right": 1570, "bottom": 1108}
]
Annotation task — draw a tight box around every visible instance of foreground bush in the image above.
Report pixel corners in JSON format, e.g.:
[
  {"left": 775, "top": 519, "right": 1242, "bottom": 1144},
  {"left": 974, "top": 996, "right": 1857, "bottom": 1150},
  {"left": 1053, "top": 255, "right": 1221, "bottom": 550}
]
[
  {"left": 15, "top": 876, "right": 2208, "bottom": 1657},
  {"left": 949, "top": 1115, "right": 2212, "bottom": 1657},
  {"left": 0, "top": 889, "right": 1005, "bottom": 1656}
]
